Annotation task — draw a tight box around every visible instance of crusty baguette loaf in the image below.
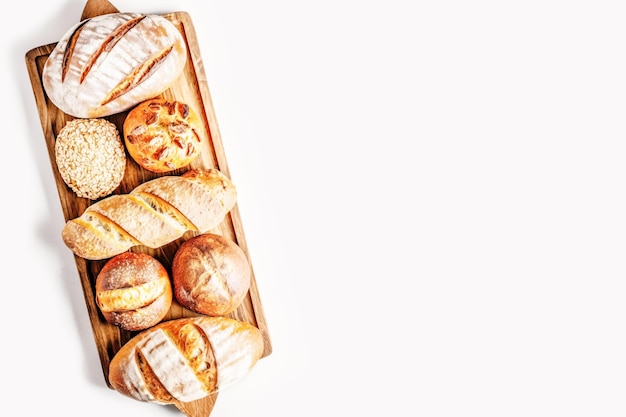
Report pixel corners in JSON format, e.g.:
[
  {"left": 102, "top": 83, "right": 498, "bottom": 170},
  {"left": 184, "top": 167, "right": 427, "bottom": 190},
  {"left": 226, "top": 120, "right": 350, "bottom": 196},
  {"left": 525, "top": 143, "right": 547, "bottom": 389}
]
[
  {"left": 61, "top": 168, "right": 237, "bottom": 260},
  {"left": 108, "top": 316, "right": 264, "bottom": 404},
  {"left": 42, "top": 13, "right": 187, "bottom": 118}
]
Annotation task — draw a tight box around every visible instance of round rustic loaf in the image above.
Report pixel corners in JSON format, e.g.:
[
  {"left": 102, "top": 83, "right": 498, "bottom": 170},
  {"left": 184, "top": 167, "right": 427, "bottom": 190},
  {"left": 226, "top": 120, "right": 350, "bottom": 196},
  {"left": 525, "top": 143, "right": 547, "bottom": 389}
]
[
  {"left": 42, "top": 13, "right": 187, "bottom": 118},
  {"left": 55, "top": 118, "right": 126, "bottom": 199},
  {"left": 123, "top": 98, "right": 203, "bottom": 173},
  {"left": 96, "top": 252, "right": 172, "bottom": 331},
  {"left": 172, "top": 233, "right": 251, "bottom": 316}
]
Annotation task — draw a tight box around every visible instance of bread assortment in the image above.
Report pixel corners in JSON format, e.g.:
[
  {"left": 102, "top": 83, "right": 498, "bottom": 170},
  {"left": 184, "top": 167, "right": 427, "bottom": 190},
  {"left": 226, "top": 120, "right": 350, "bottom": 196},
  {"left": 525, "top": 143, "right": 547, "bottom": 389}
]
[
  {"left": 42, "top": 13, "right": 187, "bottom": 118},
  {"left": 96, "top": 252, "right": 172, "bottom": 331},
  {"left": 172, "top": 233, "right": 251, "bottom": 316},
  {"left": 40, "top": 9, "right": 265, "bottom": 414},
  {"left": 108, "top": 316, "right": 264, "bottom": 404},
  {"left": 124, "top": 98, "right": 203, "bottom": 173}
]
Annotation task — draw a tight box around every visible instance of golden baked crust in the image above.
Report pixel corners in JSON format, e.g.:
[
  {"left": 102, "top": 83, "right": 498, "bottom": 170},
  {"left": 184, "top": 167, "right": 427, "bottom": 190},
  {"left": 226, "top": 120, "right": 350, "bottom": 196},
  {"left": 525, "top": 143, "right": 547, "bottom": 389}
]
[
  {"left": 96, "top": 252, "right": 172, "bottom": 331},
  {"left": 108, "top": 316, "right": 264, "bottom": 404},
  {"left": 124, "top": 98, "right": 203, "bottom": 173},
  {"left": 55, "top": 118, "right": 126, "bottom": 199},
  {"left": 172, "top": 233, "right": 251, "bottom": 316},
  {"left": 61, "top": 168, "right": 237, "bottom": 260}
]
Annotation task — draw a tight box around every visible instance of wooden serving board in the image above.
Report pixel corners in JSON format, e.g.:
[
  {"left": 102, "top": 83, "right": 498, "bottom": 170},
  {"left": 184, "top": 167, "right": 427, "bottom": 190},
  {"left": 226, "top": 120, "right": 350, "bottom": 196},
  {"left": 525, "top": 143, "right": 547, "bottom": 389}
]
[{"left": 24, "top": 0, "right": 272, "bottom": 416}]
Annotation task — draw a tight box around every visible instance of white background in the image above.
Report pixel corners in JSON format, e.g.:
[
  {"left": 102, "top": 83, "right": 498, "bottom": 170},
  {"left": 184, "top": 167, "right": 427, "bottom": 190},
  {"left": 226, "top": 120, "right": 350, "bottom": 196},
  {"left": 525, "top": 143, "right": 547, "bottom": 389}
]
[{"left": 5, "top": 0, "right": 626, "bottom": 416}]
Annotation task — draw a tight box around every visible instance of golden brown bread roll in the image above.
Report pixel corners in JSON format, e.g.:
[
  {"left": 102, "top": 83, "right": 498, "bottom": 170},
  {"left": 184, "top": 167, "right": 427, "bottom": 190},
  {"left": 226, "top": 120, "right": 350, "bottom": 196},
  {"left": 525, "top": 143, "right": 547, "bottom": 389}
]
[
  {"left": 42, "top": 13, "right": 187, "bottom": 118},
  {"left": 61, "top": 168, "right": 237, "bottom": 260},
  {"left": 172, "top": 233, "right": 251, "bottom": 316},
  {"left": 108, "top": 316, "right": 264, "bottom": 404},
  {"left": 124, "top": 98, "right": 203, "bottom": 173},
  {"left": 96, "top": 252, "right": 172, "bottom": 331}
]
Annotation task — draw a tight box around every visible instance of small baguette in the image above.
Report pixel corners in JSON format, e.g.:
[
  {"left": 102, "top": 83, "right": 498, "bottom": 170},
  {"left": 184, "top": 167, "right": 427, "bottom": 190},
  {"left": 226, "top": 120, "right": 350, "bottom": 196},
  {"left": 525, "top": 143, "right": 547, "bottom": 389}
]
[
  {"left": 108, "top": 316, "right": 264, "bottom": 404},
  {"left": 61, "top": 168, "right": 237, "bottom": 260}
]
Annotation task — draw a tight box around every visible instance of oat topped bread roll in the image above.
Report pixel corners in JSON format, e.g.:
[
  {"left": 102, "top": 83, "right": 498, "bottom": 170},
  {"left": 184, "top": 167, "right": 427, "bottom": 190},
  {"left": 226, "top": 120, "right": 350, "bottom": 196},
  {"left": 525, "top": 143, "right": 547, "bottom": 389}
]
[
  {"left": 55, "top": 118, "right": 126, "bottom": 199},
  {"left": 42, "top": 13, "right": 187, "bottom": 118},
  {"left": 124, "top": 98, "right": 203, "bottom": 173}
]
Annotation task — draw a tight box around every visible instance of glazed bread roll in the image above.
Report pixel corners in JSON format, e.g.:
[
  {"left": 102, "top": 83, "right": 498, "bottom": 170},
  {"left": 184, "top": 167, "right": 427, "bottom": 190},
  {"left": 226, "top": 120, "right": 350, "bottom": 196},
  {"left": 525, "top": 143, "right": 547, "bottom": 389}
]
[
  {"left": 42, "top": 13, "right": 187, "bottom": 118},
  {"left": 96, "top": 252, "right": 172, "bottom": 331},
  {"left": 62, "top": 168, "right": 237, "bottom": 260},
  {"left": 124, "top": 98, "right": 203, "bottom": 173},
  {"left": 172, "top": 233, "right": 251, "bottom": 316},
  {"left": 108, "top": 316, "right": 264, "bottom": 404}
]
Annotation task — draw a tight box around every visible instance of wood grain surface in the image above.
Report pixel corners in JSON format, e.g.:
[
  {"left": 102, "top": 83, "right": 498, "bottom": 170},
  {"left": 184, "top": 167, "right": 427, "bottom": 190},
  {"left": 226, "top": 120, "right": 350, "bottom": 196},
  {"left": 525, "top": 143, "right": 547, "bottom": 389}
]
[{"left": 24, "top": 0, "right": 271, "bottom": 415}]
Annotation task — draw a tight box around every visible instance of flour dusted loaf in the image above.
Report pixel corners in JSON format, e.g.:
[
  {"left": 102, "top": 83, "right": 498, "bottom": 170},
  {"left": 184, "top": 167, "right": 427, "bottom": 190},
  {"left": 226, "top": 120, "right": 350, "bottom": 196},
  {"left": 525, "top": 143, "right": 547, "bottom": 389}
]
[
  {"left": 124, "top": 98, "right": 203, "bottom": 173},
  {"left": 42, "top": 13, "right": 187, "bottom": 118},
  {"left": 61, "top": 168, "right": 237, "bottom": 260},
  {"left": 108, "top": 316, "right": 264, "bottom": 404},
  {"left": 96, "top": 252, "right": 172, "bottom": 331},
  {"left": 172, "top": 233, "right": 251, "bottom": 316}
]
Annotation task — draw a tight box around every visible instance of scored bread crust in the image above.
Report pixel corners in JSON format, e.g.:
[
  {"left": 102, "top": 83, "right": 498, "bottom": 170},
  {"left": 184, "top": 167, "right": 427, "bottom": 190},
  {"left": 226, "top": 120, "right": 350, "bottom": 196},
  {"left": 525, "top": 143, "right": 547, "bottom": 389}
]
[
  {"left": 42, "top": 13, "right": 187, "bottom": 118},
  {"left": 96, "top": 252, "right": 172, "bottom": 331},
  {"left": 108, "top": 316, "right": 264, "bottom": 404},
  {"left": 172, "top": 233, "right": 251, "bottom": 316},
  {"left": 61, "top": 168, "right": 237, "bottom": 260}
]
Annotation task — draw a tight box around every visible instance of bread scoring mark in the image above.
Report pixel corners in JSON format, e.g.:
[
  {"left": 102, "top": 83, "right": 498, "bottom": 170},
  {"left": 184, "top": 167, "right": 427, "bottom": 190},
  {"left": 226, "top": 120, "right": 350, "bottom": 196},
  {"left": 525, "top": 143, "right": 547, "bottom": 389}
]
[
  {"left": 192, "top": 243, "right": 229, "bottom": 300},
  {"left": 101, "top": 44, "right": 176, "bottom": 106},
  {"left": 135, "top": 349, "right": 174, "bottom": 403},
  {"left": 132, "top": 191, "right": 198, "bottom": 232},
  {"left": 174, "top": 323, "right": 218, "bottom": 394},
  {"left": 79, "top": 15, "right": 147, "bottom": 84},
  {"left": 97, "top": 278, "right": 167, "bottom": 312},
  {"left": 78, "top": 211, "right": 141, "bottom": 246},
  {"left": 138, "top": 328, "right": 209, "bottom": 402},
  {"left": 61, "top": 18, "right": 90, "bottom": 82}
]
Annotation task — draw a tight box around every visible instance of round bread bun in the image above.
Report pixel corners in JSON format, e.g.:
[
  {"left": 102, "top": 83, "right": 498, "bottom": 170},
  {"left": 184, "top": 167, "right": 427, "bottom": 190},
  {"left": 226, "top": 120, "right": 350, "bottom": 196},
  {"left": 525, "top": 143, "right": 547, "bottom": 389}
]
[
  {"left": 55, "top": 118, "right": 126, "bottom": 199},
  {"left": 172, "top": 233, "right": 251, "bottom": 316},
  {"left": 123, "top": 98, "right": 203, "bottom": 173},
  {"left": 96, "top": 252, "right": 172, "bottom": 331}
]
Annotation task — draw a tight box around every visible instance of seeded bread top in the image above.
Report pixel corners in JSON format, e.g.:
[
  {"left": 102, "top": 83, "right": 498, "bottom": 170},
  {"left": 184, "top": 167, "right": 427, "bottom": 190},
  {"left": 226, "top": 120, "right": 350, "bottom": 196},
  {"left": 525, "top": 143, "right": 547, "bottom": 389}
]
[{"left": 55, "top": 118, "right": 127, "bottom": 200}]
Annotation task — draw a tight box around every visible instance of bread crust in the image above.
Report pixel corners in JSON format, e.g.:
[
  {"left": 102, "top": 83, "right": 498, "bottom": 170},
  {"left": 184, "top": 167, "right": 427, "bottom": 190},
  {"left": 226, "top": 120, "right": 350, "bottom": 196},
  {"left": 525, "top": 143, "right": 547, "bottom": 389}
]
[
  {"left": 42, "top": 13, "right": 187, "bottom": 118},
  {"left": 108, "top": 316, "right": 264, "bottom": 404},
  {"left": 62, "top": 168, "right": 237, "bottom": 260},
  {"left": 124, "top": 98, "right": 203, "bottom": 173},
  {"left": 96, "top": 252, "right": 172, "bottom": 331},
  {"left": 55, "top": 118, "right": 126, "bottom": 199},
  {"left": 172, "top": 233, "right": 251, "bottom": 316}
]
